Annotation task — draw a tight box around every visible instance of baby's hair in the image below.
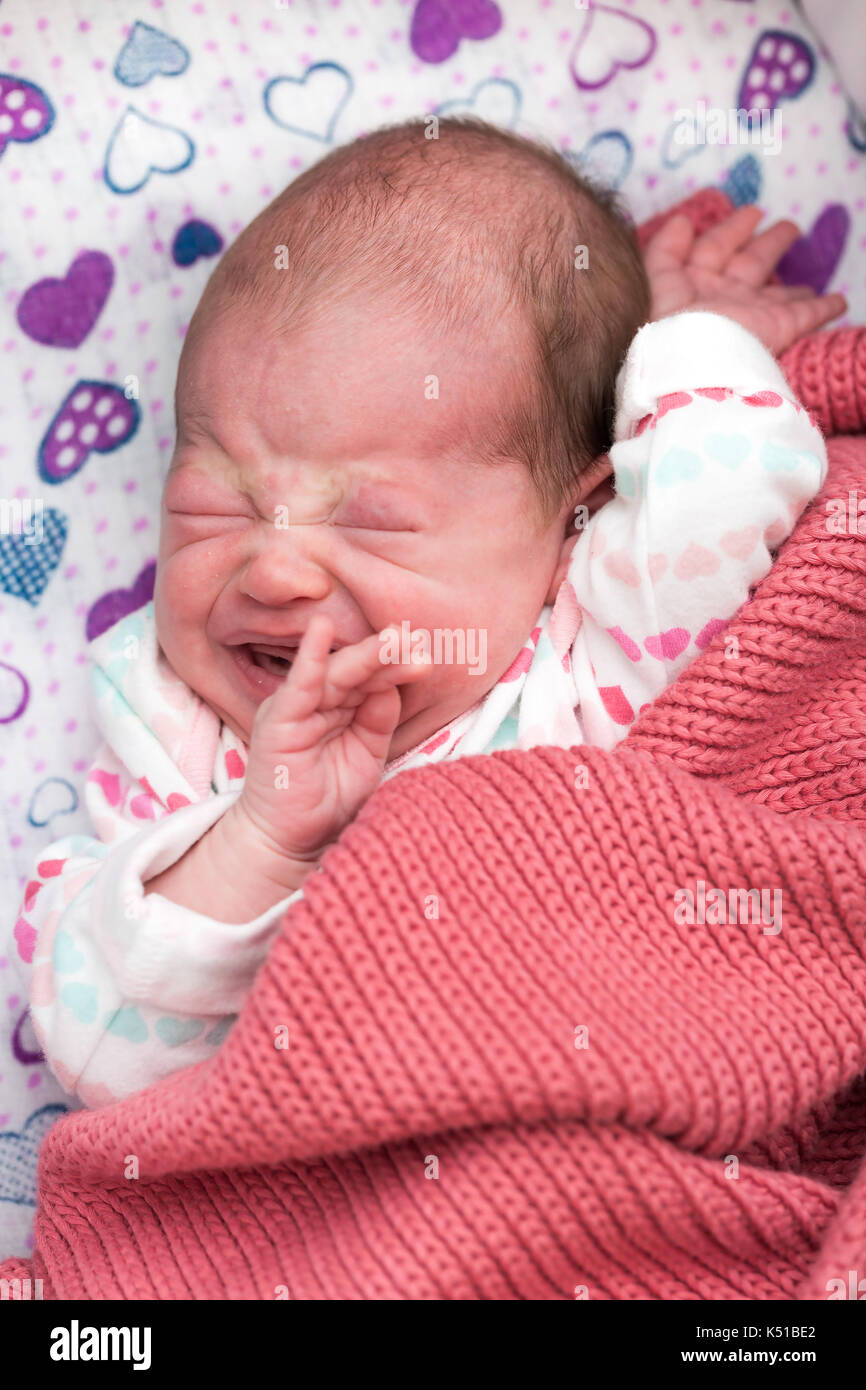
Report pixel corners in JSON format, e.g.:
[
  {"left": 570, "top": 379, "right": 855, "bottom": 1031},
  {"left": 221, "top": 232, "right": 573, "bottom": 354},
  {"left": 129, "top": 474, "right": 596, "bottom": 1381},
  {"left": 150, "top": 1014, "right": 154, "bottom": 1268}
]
[{"left": 181, "top": 116, "right": 651, "bottom": 523}]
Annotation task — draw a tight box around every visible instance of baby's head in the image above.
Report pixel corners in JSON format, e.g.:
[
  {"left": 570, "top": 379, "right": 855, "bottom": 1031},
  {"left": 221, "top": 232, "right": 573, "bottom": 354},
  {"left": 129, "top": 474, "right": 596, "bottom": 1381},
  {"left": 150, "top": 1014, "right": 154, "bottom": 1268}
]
[{"left": 155, "top": 116, "right": 650, "bottom": 758}]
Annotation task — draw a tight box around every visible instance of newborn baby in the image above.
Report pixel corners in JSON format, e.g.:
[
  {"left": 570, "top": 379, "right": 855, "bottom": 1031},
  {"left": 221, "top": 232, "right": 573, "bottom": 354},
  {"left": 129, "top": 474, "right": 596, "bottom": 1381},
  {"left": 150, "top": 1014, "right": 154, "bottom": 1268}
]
[{"left": 14, "top": 118, "right": 843, "bottom": 1106}]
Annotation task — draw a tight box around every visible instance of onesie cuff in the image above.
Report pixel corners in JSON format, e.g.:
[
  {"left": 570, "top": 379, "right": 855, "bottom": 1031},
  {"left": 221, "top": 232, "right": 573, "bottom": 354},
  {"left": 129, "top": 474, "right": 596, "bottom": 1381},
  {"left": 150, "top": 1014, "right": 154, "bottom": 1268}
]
[
  {"left": 613, "top": 310, "right": 798, "bottom": 437},
  {"left": 88, "top": 794, "right": 303, "bottom": 1015}
]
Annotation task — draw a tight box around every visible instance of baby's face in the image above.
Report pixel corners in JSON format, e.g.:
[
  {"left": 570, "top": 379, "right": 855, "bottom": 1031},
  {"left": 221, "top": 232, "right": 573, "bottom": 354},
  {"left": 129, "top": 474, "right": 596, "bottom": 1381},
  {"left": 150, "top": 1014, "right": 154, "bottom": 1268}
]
[{"left": 155, "top": 289, "right": 573, "bottom": 760}]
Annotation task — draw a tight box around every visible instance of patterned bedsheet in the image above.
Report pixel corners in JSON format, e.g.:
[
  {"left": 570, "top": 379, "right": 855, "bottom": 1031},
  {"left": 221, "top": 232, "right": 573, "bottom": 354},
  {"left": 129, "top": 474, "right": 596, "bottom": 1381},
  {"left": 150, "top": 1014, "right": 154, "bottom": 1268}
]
[{"left": 1, "top": 0, "right": 863, "bottom": 1260}]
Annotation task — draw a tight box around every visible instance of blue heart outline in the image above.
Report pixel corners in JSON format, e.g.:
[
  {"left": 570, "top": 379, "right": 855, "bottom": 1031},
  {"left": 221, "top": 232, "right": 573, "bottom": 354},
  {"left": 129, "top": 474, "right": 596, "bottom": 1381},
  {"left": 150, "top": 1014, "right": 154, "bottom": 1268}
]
[
  {"left": 0, "top": 1104, "right": 68, "bottom": 1206},
  {"left": 103, "top": 105, "right": 195, "bottom": 196},
  {"left": 435, "top": 76, "right": 522, "bottom": 128},
  {"left": 571, "top": 129, "right": 633, "bottom": 190},
  {"left": 27, "top": 776, "right": 79, "bottom": 830},
  {"left": 263, "top": 62, "right": 354, "bottom": 143}
]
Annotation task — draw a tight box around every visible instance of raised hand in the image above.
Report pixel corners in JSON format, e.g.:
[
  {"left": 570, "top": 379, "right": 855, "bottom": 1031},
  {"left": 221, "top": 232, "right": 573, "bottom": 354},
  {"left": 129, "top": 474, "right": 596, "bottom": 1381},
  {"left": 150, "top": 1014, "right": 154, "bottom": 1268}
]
[
  {"left": 236, "top": 614, "right": 429, "bottom": 863},
  {"left": 644, "top": 205, "right": 847, "bottom": 356}
]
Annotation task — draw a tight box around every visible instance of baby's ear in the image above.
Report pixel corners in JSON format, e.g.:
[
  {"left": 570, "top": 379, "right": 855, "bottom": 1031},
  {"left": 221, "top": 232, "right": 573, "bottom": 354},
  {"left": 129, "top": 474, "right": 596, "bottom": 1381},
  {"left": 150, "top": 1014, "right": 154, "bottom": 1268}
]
[
  {"left": 544, "top": 455, "right": 615, "bottom": 605},
  {"left": 545, "top": 533, "right": 580, "bottom": 605},
  {"left": 576, "top": 453, "right": 614, "bottom": 518}
]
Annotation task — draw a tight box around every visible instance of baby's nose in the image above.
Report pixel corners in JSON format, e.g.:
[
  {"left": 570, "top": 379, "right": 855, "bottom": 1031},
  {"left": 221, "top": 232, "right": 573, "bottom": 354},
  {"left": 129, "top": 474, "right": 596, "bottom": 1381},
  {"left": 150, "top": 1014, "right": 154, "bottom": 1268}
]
[{"left": 239, "top": 536, "right": 333, "bottom": 607}]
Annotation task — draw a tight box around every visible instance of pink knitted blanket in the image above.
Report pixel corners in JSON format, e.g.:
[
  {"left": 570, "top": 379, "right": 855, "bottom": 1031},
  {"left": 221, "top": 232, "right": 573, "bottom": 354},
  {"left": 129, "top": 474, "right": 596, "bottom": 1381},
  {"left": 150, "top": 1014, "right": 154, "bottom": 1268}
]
[{"left": 3, "top": 193, "right": 866, "bottom": 1300}]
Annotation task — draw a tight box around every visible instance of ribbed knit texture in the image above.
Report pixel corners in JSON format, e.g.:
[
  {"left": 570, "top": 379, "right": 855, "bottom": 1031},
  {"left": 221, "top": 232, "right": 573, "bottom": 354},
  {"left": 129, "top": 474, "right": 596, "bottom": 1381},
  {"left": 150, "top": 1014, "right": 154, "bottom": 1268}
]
[{"left": 2, "top": 190, "right": 866, "bottom": 1300}]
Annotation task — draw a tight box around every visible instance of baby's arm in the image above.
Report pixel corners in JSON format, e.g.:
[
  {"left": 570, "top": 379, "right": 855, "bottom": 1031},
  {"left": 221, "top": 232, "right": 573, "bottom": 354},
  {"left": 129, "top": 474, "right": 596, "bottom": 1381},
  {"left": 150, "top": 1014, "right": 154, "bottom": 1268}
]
[
  {"left": 17, "top": 740, "right": 306, "bottom": 1106},
  {"left": 569, "top": 310, "right": 827, "bottom": 746},
  {"left": 19, "top": 621, "right": 424, "bottom": 1106}
]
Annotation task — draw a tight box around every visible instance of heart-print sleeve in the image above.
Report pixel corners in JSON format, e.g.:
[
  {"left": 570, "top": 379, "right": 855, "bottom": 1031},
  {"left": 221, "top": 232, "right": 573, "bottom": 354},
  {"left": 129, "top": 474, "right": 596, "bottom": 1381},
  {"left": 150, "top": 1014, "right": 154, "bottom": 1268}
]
[
  {"left": 567, "top": 311, "right": 827, "bottom": 747},
  {"left": 17, "top": 742, "right": 302, "bottom": 1109}
]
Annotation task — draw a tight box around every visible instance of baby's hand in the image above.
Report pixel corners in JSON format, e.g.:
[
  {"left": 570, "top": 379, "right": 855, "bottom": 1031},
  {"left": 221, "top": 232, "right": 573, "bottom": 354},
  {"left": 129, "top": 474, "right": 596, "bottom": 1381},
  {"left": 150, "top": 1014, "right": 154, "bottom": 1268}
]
[
  {"left": 235, "top": 615, "right": 428, "bottom": 864},
  {"left": 645, "top": 205, "right": 847, "bottom": 356}
]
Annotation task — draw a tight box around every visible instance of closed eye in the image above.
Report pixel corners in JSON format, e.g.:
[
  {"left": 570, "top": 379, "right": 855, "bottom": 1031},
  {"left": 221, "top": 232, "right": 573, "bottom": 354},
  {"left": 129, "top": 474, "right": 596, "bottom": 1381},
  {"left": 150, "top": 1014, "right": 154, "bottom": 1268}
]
[
  {"left": 336, "top": 510, "right": 421, "bottom": 532},
  {"left": 167, "top": 506, "right": 254, "bottom": 520},
  {"left": 339, "top": 522, "right": 420, "bottom": 533}
]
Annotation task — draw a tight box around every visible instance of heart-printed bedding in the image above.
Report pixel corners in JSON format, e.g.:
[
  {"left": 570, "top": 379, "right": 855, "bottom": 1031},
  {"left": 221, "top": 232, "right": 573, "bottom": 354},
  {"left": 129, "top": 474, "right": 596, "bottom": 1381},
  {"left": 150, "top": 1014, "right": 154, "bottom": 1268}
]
[{"left": 0, "top": 0, "right": 863, "bottom": 1262}]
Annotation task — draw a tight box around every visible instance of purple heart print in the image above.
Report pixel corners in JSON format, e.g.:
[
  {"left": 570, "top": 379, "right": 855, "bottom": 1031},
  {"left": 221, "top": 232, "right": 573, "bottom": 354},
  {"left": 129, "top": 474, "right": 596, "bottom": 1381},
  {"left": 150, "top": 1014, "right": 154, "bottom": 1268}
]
[{"left": 17, "top": 251, "right": 114, "bottom": 348}]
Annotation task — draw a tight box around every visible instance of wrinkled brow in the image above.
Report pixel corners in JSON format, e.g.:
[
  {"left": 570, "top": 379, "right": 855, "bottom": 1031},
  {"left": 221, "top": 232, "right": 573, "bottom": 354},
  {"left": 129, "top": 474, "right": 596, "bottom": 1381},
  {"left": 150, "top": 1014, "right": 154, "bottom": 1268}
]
[{"left": 174, "top": 390, "right": 218, "bottom": 443}]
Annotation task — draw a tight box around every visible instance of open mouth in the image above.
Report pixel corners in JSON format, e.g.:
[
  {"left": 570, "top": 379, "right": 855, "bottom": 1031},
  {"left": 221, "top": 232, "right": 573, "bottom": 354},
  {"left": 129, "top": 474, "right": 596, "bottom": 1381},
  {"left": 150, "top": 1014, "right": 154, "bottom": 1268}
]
[
  {"left": 231, "top": 637, "right": 344, "bottom": 695},
  {"left": 230, "top": 642, "right": 299, "bottom": 694},
  {"left": 248, "top": 647, "right": 295, "bottom": 677}
]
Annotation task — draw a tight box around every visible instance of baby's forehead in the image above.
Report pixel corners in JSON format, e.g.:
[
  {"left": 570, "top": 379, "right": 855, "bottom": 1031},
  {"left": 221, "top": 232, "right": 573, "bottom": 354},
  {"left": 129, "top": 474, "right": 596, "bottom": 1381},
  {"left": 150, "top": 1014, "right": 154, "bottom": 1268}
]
[{"left": 177, "top": 274, "right": 516, "bottom": 462}]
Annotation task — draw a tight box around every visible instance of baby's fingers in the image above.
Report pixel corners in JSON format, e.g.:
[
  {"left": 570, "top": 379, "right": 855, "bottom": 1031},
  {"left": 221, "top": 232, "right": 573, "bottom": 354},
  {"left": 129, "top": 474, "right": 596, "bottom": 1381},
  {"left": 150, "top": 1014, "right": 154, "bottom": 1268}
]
[
  {"left": 784, "top": 291, "right": 848, "bottom": 342},
  {"left": 725, "top": 217, "right": 801, "bottom": 287},
  {"left": 323, "top": 627, "right": 431, "bottom": 706},
  {"left": 266, "top": 613, "right": 335, "bottom": 722},
  {"left": 642, "top": 212, "right": 695, "bottom": 274},
  {"left": 687, "top": 205, "right": 765, "bottom": 274},
  {"left": 349, "top": 685, "right": 403, "bottom": 752}
]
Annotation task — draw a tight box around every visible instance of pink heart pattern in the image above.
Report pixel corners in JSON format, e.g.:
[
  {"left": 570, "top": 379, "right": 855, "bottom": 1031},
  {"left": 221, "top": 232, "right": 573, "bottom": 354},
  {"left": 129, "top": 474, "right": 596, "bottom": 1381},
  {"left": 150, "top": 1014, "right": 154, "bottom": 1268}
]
[
  {"left": 87, "top": 768, "right": 123, "bottom": 807},
  {"left": 644, "top": 628, "right": 691, "bottom": 661},
  {"left": 548, "top": 580, "right": 582, "bottom": 663},
  {"left": 14, "top": 917, "right": 37, "bottom": 965},
  {"left": 598, "top": 685, "right": 634, "bottom": 724},
  {"left": 604, "top": 550, "right": 641, "bottom": 588},
  {"left": 720, "top": 526, "right": 761, "bottom": 560},
  {"left": 695, "top": 618, "right": 729, "bottom": 651},
  {"left": 607, "top": 626, "right": 642, "bottom": 662},
  {"left": 675, "top": 544, "right": 720, "bottom": 581},
  {"left": 225, "top": 749, "right": 246, "bottom": 780}
]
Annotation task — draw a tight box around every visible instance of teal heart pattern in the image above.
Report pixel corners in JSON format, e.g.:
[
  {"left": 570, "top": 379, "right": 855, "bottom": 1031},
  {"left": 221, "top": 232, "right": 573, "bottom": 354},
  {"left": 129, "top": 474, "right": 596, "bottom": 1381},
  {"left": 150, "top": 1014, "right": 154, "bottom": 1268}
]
[
  {"left": 61, "top": 982, "right": 98, "bottom": 1025},
  {"left": 656, "top": 447, "right": 703, "bottom": 488},
  {"left": 204, "top": 1015, "right": 237, "bottom": 1047},
  {"left": 614, "top": 465, "right": 637, "bottom": 498},
  {"left": 53, "top": 929, "right": 86, "bottom": 975},
  {"left": 105, "top": 1006, "right": 148, "bottom": 1043},
  {"left": 155, "top": 1016, "right": 205, "bottom": 1047},
  {"left": 761, "top": 442, "right": 822, "bottom": 476},
  {"left": 705, "top": 433, "right": 750, "bottom": 470}
]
